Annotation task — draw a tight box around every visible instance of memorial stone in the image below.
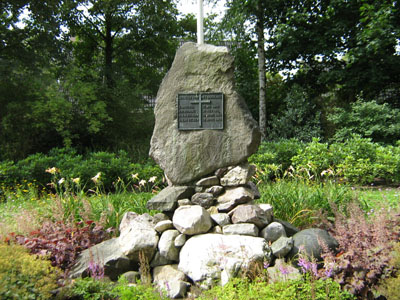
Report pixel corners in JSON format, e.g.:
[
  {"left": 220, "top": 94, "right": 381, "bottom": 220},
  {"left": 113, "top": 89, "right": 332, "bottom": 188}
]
[{"left": 149, "top": 42, "right": 260, "bottom": 185}]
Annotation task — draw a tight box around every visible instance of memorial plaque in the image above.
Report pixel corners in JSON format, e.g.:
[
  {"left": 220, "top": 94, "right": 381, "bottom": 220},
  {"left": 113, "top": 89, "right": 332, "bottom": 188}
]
[{"left": 177, "top": 93, "right": 224, "bottom": 130}]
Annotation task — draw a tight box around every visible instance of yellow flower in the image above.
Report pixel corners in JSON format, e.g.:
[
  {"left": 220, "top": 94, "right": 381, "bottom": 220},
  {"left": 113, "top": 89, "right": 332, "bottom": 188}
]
[
  {"left": 72, "top": 177, "right": 80, "bottom": 184},
  {"left": 45, "top": 167, "right": 60, "bottom": 174}
]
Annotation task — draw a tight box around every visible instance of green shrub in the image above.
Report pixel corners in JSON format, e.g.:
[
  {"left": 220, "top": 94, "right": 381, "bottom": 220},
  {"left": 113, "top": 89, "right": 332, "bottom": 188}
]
[
  {"left": 0, "top": 243, "right": 60, "bottom": 300},
  {"left": 328, "top": 99, "right": 400, "bottom": 144},
  {"left": 112, "top": 277, "right": 168, "bottom": 300},
  {"left": 61, "top": 277, "right": 117, "bottom": 300},
  {"left": 198, "top": 277, "right": 354, "bottom": 300}
]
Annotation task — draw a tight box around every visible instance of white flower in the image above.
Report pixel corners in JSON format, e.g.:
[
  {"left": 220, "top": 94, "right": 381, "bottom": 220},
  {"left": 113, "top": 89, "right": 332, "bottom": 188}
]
[
  {"left": 139, "top": 179, "right": 146, "bottom": 186},
  {"left": 58, "top": 178, "right": 65, "bottom": 185},
  {"left": 131, "top": 173, "right": 139, "bottom": 180},
  {"left": 91, "top": 172, "right": 102, "bottom": 184},
  {"left": 148, "top": 176, "right": 157, "bottom": 183}
]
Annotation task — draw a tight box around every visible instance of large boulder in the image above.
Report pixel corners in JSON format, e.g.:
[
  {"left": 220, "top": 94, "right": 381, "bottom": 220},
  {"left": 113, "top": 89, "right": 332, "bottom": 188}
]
[
  {"left": 69, "top": 238, "right": 133, "bottom": 281},
  {"left": 178, "top": 234, "right": 270, "bottom": 287},
  {"left": 118, "top": 214, "right": 159, "bottom": 262},
  {"left": 149, "top": 42, "right": 261, "bottom": 185},
  {"left": 287, "top": 228, "right": 339, "bottom": 261}
]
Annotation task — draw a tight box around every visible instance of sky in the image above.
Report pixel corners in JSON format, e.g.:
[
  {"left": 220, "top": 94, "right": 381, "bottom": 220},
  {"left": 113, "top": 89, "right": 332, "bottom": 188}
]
[{"left": 176, "top": 0, "right": 227, "bottom": 20}]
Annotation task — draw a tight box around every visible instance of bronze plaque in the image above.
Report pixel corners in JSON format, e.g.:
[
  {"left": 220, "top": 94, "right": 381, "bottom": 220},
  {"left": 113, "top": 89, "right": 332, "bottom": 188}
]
[{"left": 177, "top": 93, "right": 224, "bottom": 130}]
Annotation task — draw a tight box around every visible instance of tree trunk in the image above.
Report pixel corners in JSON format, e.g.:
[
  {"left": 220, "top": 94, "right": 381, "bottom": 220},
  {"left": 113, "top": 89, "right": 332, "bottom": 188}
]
[
  {"left": 256, "top": 2, "right": 266, "bottom": 141},
  {"left": 104, "top": 12, "right": 114, "bottom": 88}
]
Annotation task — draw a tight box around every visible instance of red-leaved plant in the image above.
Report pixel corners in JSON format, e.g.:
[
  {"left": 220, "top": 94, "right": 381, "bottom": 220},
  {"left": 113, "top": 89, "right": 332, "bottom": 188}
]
[
  {"left": 12, "top": 220, "right": 112, "bottom": 273},
  {"left": 320, "top": 202, "right": 400, "bottom": 298}
]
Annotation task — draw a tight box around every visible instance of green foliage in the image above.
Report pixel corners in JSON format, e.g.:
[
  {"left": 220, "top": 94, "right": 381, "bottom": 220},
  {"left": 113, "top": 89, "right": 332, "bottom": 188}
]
[
  {"left": 0, "top": 243, "right": 60, "bottom": 300},
  {"left": 328, "top": 99, "right": 400, "bottom": 144},
  {"left": 112, "top": 276, "right": 168, "bottom": 300},
  {"left": 62, "top": 277, "right": 117, "bottom": 300},
  {"left": 257, "top": 180, "right": 353, "bottom": 228},
  {"left": 267, "top": 84, "right": 322, "bottom": 142},
  {"left": 198, "top": 276, "right": 354, "bottom": 300},
  {"left": 0, "top": 148, "right": 165, "bottom": 195}
]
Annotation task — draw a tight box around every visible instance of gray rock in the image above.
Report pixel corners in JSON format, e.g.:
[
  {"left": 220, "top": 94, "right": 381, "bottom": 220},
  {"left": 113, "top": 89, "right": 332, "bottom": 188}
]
[
  {"left": 274, "top": 218, "right": 300, "bottom": 237},
  {"left": 260, "top": 222, "right": 287, "bottom": 243},
  {"left": 220, "top": 162, "right": 256, "bottom": 186},
  {"left": 191, "top": 192, "right": 215, "bottom": 209},
  {"left": 155, "top": 220, "right": 174, "bottom": 233},
  {"left": 271, "top": 236, "right": 293, "bottom": 258},
  {"left": 231, "top": 204, "right": 271, "bottom": 228},
  {"left": 178, "top": 234, "right": 269, "bottom": 286},
  {"left": 70, "top": 238, "right": 133, "bottom": 280},
  {"left": 153, "top": 264, "right": 189, "bottom": 299},
  {"left": 177, "top": 199, "right": 192, "bottom": 206},
  {"left": 119, "top": 212, "right": 139, "bottom": 233},
  {"left": 266, "top": 259, "right": 301, "bottom": 283},
  {"left": 258, "top": 204, "right": 274, "bottom": 223},
  {"left": 211, "top": 213, "right": 231, "bottom": 226},
  {"left": 215, "top": 167, "right": 228, "bottom": 178},
  {"left": 149, "top": 42, "right": 261, "bottom": 185},
  {"left": 196, "top": 176, "right": 220, "bottom": 186},
  {"left": 174, "top": 234, "right": 187, "bottom": 247},
  {"left": 287, "top": 228, "right": 338, "bottom": 261},
  {"left": 172, "top": 205, "right": 213, "bottom": 235},
  {"left": 146, "top": 186, "right": 194, "bottom": 212},
  {"left": 217, "top": 187, "right": 254, "bottom": 212},
  {"left": 153, "top": 213, "right": 170, "bottom": 224},
  {"left": 206, "top": 185, "right": 224, "bottom": 196},
  {"left": 119, "top": 214, "right": 159, "bottom": 262},
  {"left": 246, "top": 181, "right": 261, "bottom": 199},
  {"left": 120, "top": 271, "right": 140, "bottom": 284},
  {"left": 158, "top": 230, "right": 180, "bottom": 262},
  {"left": 223, "top": 223, "right": 259, "bottom": 237},
  {"left": 150, "top": 251, "right": 174, "bottom": 268}
]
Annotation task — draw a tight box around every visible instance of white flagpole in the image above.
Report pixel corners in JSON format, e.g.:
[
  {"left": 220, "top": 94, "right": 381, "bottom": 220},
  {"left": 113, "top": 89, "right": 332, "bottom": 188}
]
[{"left": 197, "top": 0, "right": 204, "bottom": 44}]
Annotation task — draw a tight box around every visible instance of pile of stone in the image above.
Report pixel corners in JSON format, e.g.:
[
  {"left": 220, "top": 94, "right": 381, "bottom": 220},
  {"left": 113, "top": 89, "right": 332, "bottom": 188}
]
[{"left": 70, "top": 162, "right": 338, "bottom": 299}]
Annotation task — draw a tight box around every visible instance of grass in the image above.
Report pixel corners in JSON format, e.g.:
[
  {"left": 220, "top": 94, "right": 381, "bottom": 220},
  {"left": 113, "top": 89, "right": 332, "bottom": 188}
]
[{"left": 350, "top": 186, "right": 400, "bottom": 210}]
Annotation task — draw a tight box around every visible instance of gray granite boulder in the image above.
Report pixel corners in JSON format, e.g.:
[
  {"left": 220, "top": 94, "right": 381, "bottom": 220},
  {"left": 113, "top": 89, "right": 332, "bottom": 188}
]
[
  {"left": 172, "top": 205, "right": 213, "bottom": 235},
  {"left": 196, "top": 176, "right": 220, "bottom": 186},
  {"left": 70, "top": 238, "right": 133, "bottom": 280},
  {"left": 271, "top": 236, "right": 293, "bottom": 258},
  {"left": 211, "top": 213, "right": 231, "bottom": 226},
  {"left": 191, "top": 192, "right": 215, "bottom": 208},
  {"left": 287, "top": 228, "right": 338, "bottom": 261},
  {"left": 118, "top": 214, "right": 159, "bottom": 262},
  {"left": 178, "top": 234, "right": 269, "bottom": 287},
  {"left": 149, "top": 42, "right": 261, "bottom": 185}
]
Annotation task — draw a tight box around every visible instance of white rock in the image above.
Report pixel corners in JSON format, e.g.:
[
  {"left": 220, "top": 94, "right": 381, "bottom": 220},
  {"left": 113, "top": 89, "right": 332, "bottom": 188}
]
[
  {"left": 119, "top": 214, "right": 159, "bottom": 262},
  {"left": 174, "top": 234, "right": 187, "bottom": 247},
  {"left": 155, "top": 220, "right": 174, "bottom": 233},
  {"left": 217, "top": 187, "right": 254, "bottom": 212},
  {"left": 172, "top": 205, "right": 213, "bottom": 235},
  {"left": 158, "top": 230, "right": 180, "bottom": 261},
  {"left": 178, "top": 234, "right": 269, "bottom": 285},
  {"left": 220, "top": 163, "right": 256, "bottom": 186},
  {"left": 223, "top": 223, "right": 259, "bottom": 237},
  {"left": 153, "top": 264, "right": 188, "bottom": 299},
  {"left": 211, "top": 213, "right": 231, "bottom": 226}
]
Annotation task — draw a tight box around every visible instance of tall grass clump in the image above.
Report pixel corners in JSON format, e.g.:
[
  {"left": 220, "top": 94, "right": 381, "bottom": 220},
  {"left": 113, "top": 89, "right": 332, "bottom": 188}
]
[{"left": 257, "top": 180, "right": 353, "bottom": 228}]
